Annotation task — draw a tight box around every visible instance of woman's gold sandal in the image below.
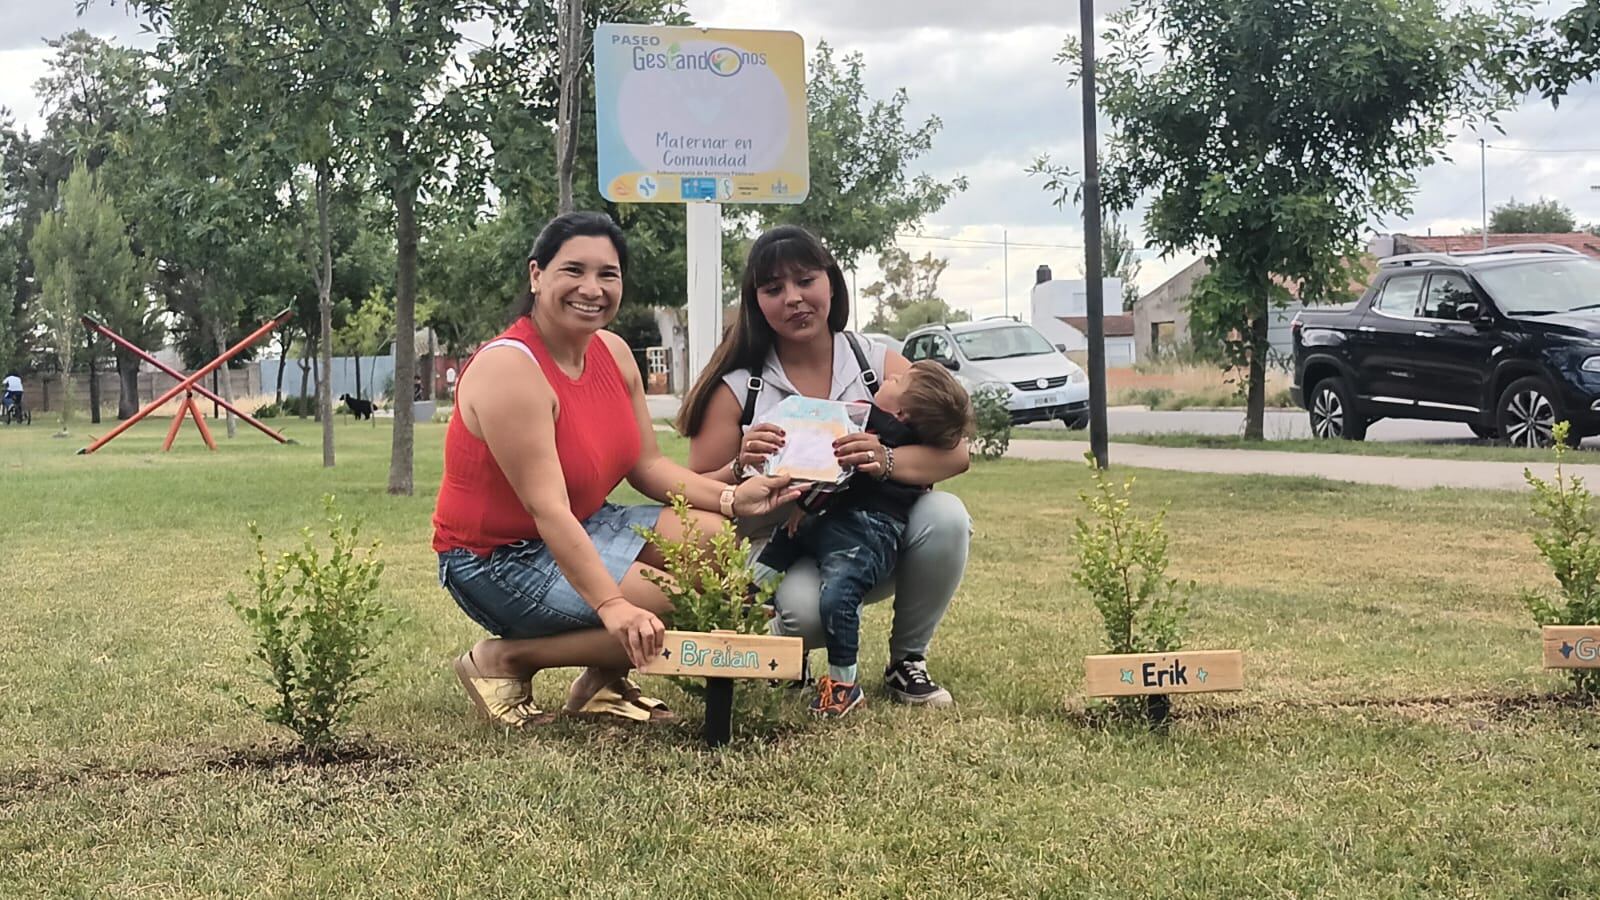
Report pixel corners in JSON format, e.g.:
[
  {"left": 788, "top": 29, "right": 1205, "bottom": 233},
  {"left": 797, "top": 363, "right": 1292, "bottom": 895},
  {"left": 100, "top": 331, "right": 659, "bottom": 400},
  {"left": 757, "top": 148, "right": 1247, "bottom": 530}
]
[{"left": 453, "top": 650, "right": 550, "bottom": 729}]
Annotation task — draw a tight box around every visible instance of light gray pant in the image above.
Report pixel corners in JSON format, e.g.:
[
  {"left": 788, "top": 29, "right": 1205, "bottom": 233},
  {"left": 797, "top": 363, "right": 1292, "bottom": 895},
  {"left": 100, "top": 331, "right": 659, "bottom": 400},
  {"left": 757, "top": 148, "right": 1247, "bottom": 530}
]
[{"left": 751, "top": 491, "right": 971, "bottom": 662}]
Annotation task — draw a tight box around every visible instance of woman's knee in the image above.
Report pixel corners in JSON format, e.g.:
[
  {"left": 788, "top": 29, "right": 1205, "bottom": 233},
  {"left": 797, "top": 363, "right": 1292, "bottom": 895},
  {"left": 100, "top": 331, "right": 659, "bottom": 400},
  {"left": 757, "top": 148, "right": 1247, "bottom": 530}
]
[
  {"left": 903, "top": 491, "right": 972, "bottom": 556},
  {"left": 771, "top": 560, "right": 825, "bottom": 645}
]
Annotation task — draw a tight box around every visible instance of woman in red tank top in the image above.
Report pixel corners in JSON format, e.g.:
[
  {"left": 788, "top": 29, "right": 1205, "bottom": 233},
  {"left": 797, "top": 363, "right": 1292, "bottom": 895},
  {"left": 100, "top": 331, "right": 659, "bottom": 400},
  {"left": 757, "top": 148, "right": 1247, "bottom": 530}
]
[{"left": 435, "top": 213, "right": 799, "bottom": 729}]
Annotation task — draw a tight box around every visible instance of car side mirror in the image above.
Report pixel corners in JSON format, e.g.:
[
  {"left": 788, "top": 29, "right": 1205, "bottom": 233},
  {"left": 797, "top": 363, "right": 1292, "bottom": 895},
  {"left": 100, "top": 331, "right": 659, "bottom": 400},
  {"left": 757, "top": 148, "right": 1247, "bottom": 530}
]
[
  {"left": 937, "top": 356, "right": 958, "bottom": 371},
  {"left": 1055, "top": 343, "right": 1067, "bottom": 352},
  {"left": 1455, "top": 302, "right": 1482, "bottom": 322}
]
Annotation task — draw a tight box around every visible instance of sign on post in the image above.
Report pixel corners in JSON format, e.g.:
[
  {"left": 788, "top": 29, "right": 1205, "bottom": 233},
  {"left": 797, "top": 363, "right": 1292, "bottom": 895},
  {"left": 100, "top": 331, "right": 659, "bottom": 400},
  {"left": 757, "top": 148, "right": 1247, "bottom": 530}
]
[
  {"left": 594, "top": 25, "right": 809, "bottom": 205},
  {"left": 1084, "top": 649, "right": 1244, "bottom": 697},
  {"left": 641, "top": 630, "right": 805, "bottom": 681},
  {"left": 594, "top": 24, "right": 810, "bottom": 388},
  {"left": 1542, "top": 626, "right": 1600, "bottom": 669}
]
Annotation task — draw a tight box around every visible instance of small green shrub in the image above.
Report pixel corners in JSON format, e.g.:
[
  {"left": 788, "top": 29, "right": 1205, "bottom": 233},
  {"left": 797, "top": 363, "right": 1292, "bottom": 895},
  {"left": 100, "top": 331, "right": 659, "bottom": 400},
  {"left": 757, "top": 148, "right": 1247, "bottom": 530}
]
[
  {"left": 971, "top": 385, "right": 1012, "bottom": 460},
  {"left": 225, "top": 496, "right": 401, "bottom": 757},
  {"left": 254, "top": 401, "right": 281, "bottom": 419},
  {"left": 1071, "top": 456, "right": 1192, "bottom": 721},
  {"left": 279, "top": 395, "right": 317, "bottom": 417},
  {"left": 1523, "top": 421, "right": 1600, "bottom": 698},
  {"left": 633, "top": 494, "right": 783, "bottom": 722},
  {"left": 634, "top": 493, "right": 775, "bottom": 636}
]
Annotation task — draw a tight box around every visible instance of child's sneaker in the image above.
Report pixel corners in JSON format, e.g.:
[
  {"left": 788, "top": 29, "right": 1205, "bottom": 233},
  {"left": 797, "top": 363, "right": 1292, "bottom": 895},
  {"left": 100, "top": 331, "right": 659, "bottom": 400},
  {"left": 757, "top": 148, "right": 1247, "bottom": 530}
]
[{"left": 810, "top": 675, "right": 865, "bottom": 719}]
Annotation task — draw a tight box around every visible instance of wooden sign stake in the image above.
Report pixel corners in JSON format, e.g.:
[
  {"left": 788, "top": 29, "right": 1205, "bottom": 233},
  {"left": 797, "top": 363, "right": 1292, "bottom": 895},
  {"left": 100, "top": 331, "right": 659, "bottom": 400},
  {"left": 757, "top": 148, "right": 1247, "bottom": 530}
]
[
  {"left": 1541, "top": 625, "right": 1600, "bottom": 670},
  {"left": 641, "top": 629, "right": 805, "bottom": 747},
  {"left": 1084, "top": 649, "right": 1244, "bottom": 727}
]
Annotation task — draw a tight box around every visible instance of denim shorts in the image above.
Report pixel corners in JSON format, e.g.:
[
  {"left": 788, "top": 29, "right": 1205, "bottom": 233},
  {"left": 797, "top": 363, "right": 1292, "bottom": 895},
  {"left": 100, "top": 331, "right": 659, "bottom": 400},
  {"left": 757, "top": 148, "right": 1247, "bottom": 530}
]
[{"left": 438, "top": 502, "right": 663, "bottom": 639}]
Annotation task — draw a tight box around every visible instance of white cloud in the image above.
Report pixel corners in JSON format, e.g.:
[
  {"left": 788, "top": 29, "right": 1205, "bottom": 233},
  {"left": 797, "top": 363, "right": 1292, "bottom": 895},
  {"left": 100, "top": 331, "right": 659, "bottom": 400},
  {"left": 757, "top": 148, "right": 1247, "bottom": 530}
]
[
  {"left": 0, "top": 0, "right": 153, "bottom": 52},
  {"left": 5, "top": 0, "right": 1597, "bottom": 319}
]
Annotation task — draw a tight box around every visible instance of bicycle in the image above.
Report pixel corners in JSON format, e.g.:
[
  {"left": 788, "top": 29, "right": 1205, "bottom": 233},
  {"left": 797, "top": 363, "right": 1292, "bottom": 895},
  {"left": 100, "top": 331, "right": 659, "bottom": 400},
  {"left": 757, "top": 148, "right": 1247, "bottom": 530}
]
[{"left": 1, "top": 396, "right": 31, "bottom": 425}]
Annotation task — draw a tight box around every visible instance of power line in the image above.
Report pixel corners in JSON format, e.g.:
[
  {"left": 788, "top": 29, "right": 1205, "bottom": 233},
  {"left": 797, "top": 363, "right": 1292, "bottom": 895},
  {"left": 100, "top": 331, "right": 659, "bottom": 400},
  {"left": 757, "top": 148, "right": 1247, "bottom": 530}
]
[
  {"left": 1484, "top": 144, "right": 1600, "bottom": 154},
  {"left": 894, "top": 232, "right": 1083, "bottom": 250}
]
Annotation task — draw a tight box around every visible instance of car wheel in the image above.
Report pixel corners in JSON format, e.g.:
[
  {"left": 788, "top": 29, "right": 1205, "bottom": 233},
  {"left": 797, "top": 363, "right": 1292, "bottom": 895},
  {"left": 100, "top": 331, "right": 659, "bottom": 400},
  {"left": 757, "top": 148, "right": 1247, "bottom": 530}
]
[
  {"left": 1061, "top": 414, "right": 1088, "bottom": 431},
  {"left": 1498, "top": 377, "right": 1563, "bottom": 449},
  {"left": 1308, "top": 377, "right": 1366, "bottom": 440},
  {"left": 1468, "top": 423, "right": 1500, "bottom": 441}
]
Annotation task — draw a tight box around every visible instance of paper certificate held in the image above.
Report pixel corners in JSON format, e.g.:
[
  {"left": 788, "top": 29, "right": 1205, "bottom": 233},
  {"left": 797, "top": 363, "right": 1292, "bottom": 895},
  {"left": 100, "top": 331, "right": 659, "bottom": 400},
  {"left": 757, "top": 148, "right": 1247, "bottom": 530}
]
[{"left": 760, "top": 396, "right": 868, "bottom": 484}]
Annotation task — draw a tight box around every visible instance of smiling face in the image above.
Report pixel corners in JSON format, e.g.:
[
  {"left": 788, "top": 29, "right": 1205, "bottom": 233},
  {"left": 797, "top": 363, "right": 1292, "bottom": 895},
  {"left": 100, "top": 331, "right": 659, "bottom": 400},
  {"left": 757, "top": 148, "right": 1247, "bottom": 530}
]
[
  {"left": 529, "top": 235, "right": 623, "bottom": 332},
  {"left": 756, "top": 265, "right": 833, "bottom": 345}
]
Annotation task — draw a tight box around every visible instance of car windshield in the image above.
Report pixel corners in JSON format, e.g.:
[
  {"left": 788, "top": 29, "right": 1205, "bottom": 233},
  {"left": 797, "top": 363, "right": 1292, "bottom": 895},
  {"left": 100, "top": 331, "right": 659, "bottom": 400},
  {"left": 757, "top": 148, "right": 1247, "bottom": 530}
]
[
  {"left": 1473, "top": 258, "right": 1600, "bottom": 315},
  {"left": 953, "top": 325, "right": 1057, "bottom": 360}
]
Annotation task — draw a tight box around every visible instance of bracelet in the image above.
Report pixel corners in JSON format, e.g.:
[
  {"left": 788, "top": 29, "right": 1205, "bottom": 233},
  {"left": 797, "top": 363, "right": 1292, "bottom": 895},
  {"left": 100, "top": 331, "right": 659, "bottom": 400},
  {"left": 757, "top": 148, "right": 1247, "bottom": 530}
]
[
  {"left": 594, "top": 595, "right": 628, "bottom": 613},
  {"left": 879, "top": 446, "right": 895, "bottom": 481},
  {"left": 719, "top": 485, "right": 737, "bottom": 518}
]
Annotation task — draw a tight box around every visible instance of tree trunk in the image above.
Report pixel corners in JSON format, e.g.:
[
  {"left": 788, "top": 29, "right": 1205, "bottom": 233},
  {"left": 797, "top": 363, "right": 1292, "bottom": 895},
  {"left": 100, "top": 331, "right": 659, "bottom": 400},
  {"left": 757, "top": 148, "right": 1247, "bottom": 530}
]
[
  {"left": 114, "top": 347, "right": 140, "bottom": 419},
  {"left": 1244, "top": 287, "right": 1269, "bottom": 441},
  {"left": 316, "top": 160, "right": 335, "bottom": 468},
  {"left": 298, "top": 331, "right": 312, "bottom": 419},
  {"left": 555, "top": 0, "right": 584, "bottom": 214},
  {"left": 388, "top": 165, "right": 418, "bottom": 496},
  {"left": 354, "top": 347, "right": 363, "bottom": 400},
  {"left": 210, "top": 316, "right": 239, "bottom": 439},
  {"left": 275, "top": 329, "right": 292, "bottom": 406},
  {"left": 86, "top": 334, "right": 102, "bottom": 425}
]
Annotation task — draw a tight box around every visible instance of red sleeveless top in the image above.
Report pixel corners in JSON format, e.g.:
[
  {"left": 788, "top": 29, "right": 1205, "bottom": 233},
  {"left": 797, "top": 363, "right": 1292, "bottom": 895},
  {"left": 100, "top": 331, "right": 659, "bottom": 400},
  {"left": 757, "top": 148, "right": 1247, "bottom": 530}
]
[{"left": 431, "top": 317, "right": 641, "bottom": 555}]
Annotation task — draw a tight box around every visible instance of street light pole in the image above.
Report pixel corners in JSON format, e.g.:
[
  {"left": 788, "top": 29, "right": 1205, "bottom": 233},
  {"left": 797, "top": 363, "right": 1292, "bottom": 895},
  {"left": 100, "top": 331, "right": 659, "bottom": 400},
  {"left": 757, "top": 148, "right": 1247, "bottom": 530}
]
[
  {"left": 1480, "top": 137, "right": 1488, "bottom": 250},
  {"left": 1080, "top": 0, "right": 1109, "bottom": 469}
]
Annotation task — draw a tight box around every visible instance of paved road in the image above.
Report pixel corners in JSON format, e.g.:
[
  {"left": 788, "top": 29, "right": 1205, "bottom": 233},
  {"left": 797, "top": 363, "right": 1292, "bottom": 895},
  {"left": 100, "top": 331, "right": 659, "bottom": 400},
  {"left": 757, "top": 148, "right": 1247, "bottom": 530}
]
[
  {"left": 651, "top": 395, "right": 1549, "bottom": 446},
  {"left": 1032, "top": 407, "right": 1527, "bottom": 444},
  {"left": 1005, "top": 439, "right": 1600, "bottom": 491}
]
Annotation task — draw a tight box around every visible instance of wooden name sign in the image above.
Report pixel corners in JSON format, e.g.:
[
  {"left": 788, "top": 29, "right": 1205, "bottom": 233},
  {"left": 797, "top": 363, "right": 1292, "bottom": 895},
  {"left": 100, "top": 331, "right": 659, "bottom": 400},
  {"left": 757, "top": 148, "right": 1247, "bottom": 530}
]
[
  {"left": 1542, "top": 626, "right": 1600, "bottom": 669},
  {"left": 1084, "top": 649, "right": 1244, "bottom": 697},
  {"left": 641, "top": 630, "right": 805, "bottom": 681}
]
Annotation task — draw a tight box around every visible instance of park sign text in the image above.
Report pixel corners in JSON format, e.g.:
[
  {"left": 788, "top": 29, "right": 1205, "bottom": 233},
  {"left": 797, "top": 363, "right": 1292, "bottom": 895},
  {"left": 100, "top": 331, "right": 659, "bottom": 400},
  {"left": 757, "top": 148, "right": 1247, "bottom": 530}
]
[
  {"left": 1083, "top": 649, "right": 1245, "bottom": 697},
  {"left": 593, "top": 24, "right": 809, "bottom": 205},
  {"left": 641, "top": 630, "right": 805, "bottom": 680}
]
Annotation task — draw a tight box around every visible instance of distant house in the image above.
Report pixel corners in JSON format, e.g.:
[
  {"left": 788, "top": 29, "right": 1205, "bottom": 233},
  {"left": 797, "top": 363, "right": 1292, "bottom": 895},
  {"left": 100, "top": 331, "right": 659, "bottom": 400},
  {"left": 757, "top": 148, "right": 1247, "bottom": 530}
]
[
  {"left": 1381, "top": 231, "right": 1600, "bottom": 260},
  {"left": 1131, "top": 250, "right": 1382, "bottom": 365},
  {"left": 1132, "top": 258, "right": 1209, "bottom": 360},
  {"left": 1028, "top": 265, "right": 1136, "bottom": 365}
]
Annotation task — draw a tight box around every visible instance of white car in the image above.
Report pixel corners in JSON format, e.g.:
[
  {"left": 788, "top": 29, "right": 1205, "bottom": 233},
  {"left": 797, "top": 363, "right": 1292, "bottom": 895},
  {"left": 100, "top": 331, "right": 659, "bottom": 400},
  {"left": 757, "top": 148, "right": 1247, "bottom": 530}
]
[
  {"left": 859, "top": 331, "right": 903, "bottom": 355},
  {"left": 902, "top": 319, "right": 1089, "bottom": 427}
]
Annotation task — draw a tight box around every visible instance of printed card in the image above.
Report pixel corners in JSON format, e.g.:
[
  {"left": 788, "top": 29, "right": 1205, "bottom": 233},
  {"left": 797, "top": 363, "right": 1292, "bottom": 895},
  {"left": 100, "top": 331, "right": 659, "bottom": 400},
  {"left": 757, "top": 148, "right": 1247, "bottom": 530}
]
[{"left": 760, "top": 396, "right": 865, "bottom": 483}]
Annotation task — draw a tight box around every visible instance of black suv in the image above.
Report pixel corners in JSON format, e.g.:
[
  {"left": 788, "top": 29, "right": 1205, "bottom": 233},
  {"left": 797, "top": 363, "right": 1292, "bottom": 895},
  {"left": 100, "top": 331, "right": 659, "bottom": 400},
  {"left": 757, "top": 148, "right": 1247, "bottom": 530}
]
[{"left": 1291, "top": 245, "right": 1600, "bottom": 447}]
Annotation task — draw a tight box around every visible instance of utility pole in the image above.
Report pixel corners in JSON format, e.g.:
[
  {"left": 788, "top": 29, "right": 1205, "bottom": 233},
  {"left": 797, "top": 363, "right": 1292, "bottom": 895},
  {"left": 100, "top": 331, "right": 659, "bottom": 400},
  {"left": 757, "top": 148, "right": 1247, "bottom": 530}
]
[
  {"left": 1081, "top": 0, "right": 1109, "bottom": 469},
  {"left": 1480, "top": 137, "right": 1488, "bottom": 250},
  {"left": 1003, "top": 229, "right": 1010, "bottom": 318}
]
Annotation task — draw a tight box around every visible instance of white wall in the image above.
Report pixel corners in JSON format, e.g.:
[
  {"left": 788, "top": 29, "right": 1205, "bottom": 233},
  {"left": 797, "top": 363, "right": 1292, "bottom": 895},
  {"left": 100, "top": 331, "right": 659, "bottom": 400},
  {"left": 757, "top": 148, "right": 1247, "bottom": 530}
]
[
  {"left": 1030, "top": 277, "right": 1124, "bottom": 354},
  {"left": 1053, "top": 320, "right": 1137, "bottom": 366}
]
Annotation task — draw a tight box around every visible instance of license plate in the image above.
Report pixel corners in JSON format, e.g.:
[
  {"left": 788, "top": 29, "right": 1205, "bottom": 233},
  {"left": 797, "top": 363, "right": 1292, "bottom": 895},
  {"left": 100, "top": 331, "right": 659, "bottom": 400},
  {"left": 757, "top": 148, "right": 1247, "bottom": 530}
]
[{"left": 1031, "top": 392, "right": 1056, "bottom": 408}]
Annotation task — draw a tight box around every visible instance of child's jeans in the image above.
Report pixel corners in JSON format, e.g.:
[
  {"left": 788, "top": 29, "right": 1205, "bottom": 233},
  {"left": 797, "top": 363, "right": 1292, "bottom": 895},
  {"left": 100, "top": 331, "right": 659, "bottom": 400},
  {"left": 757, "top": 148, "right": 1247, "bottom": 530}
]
[{"left": 757, "top": 509, "right": 905, "bottom": 671}]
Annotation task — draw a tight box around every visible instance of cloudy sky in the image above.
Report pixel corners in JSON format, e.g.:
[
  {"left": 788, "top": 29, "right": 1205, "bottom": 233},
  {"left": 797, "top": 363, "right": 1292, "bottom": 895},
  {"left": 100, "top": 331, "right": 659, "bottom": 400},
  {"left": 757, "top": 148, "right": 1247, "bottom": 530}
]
[{"left": 4, "top": 0, "right": 1599, "bottom": 323}]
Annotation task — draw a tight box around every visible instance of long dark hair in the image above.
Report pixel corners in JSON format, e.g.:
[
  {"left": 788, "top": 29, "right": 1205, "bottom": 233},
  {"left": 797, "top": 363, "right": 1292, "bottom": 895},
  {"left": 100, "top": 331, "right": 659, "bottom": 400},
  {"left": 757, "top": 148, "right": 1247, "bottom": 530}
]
[
  {"left": 510, "top": 211, "right": 630, "bottom": 321},
  {"left": 676, "top": 225, "right": 849, "bottom": 436}
]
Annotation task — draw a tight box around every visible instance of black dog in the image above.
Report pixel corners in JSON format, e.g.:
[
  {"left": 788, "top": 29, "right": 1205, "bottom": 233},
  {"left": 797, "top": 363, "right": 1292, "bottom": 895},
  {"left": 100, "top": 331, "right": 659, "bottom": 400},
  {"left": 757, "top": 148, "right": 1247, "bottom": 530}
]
[{"left": 340, "top": 394, "right": 374, "bottom": 420}]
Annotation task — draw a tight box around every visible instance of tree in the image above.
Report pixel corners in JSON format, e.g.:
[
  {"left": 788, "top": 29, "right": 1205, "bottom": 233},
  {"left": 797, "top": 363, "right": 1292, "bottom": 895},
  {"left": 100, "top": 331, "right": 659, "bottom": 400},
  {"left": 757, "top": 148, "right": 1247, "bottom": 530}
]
[
  {"left": 1523, "top": 1, "right": 1600, "bottom": 103},
  {"left": 368, "top": 0, "right": 486, "bottom": 496},
  {"left": 745, "top": 43, "right": 968, "bottom": 270},
  {"left": 860, "top": 248, "right": 968, "bottom": 338},
  {"left": 31, "top": 33, "right": 164, "bottom": 419},
  {"left": 28, "top": 162, "right": 141, "bottom": 430},
  {"left": 861, "top": 248, "right": 948, "bottom": 315},
  {"left": 1490, "top": 197, "right": 1577, "bottom": 233},
  {"left": 555, "top": 0, "right": 585, "bottom": 214},
  {"left": 1034, "top": 0, "right": 1525, "bottom": 439},
  {"left": 1101, "top": 217, "right": 1142, "bottom": 312}
]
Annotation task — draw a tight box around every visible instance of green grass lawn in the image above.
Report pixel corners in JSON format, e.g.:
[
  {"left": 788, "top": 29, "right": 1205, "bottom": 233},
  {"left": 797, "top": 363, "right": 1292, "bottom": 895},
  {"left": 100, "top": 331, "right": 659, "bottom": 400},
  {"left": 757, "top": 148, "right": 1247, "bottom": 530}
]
[
  {"left": 4, "top": 415, "right": 1600, "bottom": 897},
  {"left": 1014, "top": 426, "right": 1581, "bottom": 463}
]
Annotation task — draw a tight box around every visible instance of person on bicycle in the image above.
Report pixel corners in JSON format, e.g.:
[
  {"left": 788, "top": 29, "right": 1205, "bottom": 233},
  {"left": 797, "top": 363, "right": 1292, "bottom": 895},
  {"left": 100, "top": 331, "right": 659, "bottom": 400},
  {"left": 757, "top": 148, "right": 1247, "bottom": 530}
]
[{"left": 2, "top": 372, "right": 21, "bottom": 416}]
